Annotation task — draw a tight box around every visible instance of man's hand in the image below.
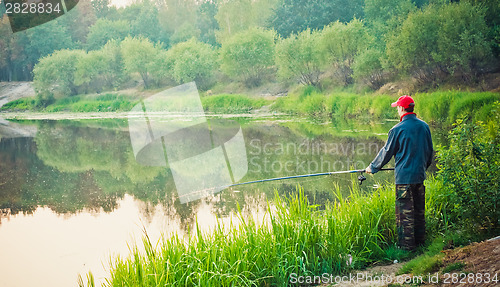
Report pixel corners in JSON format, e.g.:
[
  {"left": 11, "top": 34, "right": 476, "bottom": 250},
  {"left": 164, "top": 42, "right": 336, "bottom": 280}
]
[{"left": 365, "top": 166, "right": 372, "bottom": 174}]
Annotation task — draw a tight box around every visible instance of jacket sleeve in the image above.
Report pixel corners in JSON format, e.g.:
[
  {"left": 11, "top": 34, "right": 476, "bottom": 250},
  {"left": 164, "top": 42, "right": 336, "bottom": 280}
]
[
  {"left": 425, "top": 127, "right": 434, "bottom": 169},
  {"left": 369, "top": 128, "right": 398, "bottom": 174}
]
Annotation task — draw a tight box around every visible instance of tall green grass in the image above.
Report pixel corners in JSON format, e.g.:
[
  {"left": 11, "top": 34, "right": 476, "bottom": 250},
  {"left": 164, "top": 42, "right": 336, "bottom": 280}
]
[
  {"left": 0, "top": 97, "right": 35, "bottom": 111},
  {"left": 272, "top": 87, "right": 500, "bottom": 124},
  {"left": 46, "top": 94, "right": 137, "bottom": 112},
  {"left": 83, "top": 183, "right": 401, "bottom": 287},
  {"left": 414, "top": 91, "right": 500, "bottom": 124},
  {"left": 201, "top": 94, "right": 270, "bottom": 114},
  {"left": 80, "top": 169, "right": 488, "bottom": 286},
  {"left": 1, "top": 93, "right": 138, "bottom": 112}
]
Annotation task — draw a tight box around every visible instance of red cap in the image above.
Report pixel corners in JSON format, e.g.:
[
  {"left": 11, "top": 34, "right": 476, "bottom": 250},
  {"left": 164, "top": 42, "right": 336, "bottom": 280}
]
[{"left": 391, "top": 95, "right": 415, "bottom": 109}]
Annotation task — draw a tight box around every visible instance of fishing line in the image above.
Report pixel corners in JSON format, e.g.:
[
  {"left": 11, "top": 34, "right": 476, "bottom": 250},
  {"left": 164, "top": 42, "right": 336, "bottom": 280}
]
[{"left": 175, "top": 168, "right": 394, "bottom": 202}]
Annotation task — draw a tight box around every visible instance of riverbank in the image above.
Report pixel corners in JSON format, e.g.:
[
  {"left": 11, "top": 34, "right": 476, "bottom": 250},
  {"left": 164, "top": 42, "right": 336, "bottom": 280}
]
[
  {"left": 320, "top": 236, "right": 500, "bottom": 287},
  {"left": 2, "top": 85, "right": 499, "bottom": 126},
  {"left": 76, "top": 103, "right": 498, "bottom": 286},
  {"left": 79, "top": 175, "right": 499, "bottom": 287},
  {"left": 272, "top": 88, "right": 500, "bottom": 125}
]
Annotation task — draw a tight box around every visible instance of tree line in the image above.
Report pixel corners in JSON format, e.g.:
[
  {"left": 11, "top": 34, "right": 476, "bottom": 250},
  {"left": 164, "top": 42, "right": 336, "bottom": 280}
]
[{"left": 0, "top": 0, "right": 499, "bottom": 98}]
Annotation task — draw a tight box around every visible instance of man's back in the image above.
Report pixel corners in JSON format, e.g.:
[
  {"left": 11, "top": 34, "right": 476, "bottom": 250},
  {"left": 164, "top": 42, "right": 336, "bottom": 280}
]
[
  {"left": 390, "top": 114, "right": 433, "bottom": 184},
  {"left": 368, "top": 113, "right": 433, "bottom": 184}
]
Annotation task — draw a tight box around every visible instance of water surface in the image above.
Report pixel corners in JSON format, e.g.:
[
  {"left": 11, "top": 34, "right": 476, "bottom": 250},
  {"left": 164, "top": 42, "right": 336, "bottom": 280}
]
[{"left": 0, "top": 115, "right": 438, "bottom": 286}]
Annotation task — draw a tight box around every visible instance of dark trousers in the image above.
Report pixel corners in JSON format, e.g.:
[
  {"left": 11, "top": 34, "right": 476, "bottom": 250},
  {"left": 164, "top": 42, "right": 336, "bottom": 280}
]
[{"left": 395, "top": 184, "right": 426, "bottom": 250}]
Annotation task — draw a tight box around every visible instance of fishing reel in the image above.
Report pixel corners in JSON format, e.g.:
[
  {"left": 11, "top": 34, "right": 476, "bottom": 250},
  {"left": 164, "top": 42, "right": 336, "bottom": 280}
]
[{"left": 358, "top": 172, "right": 367, "bottom": 185}]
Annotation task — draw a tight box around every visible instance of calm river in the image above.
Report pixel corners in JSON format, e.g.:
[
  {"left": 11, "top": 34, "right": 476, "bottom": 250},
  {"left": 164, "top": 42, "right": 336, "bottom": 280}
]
[{"left": 0, "top": 115, "right": 439, "bottom": 286}]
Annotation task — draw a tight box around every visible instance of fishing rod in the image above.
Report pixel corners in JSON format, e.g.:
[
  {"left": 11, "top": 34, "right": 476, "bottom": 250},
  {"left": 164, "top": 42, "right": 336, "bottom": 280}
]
[
  {"left": 227, "top": 168, "right": 394, "bottom": 188},
  {"left": 178, "top": 168, "right": 395, "bottom": 202}
]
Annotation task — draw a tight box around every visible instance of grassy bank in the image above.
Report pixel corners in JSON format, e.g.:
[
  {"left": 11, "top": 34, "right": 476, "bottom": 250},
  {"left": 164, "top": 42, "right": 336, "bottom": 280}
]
[
  {"left": 86, "top": 185, "right": 400, "bottom": 286},
  {"left": 78, "top": 104, "right": 499, "bottom": 286},
  {"left": 201, "top": 94, "right": 270, "bottom": 113},
  {"left": 1, "top": 92, "right": 270, "bottom": 114},
  {"left": 0, "top": 93, "right": 138, "bottom": 112},
  {"left": 78, "top": 177, "right": 467, "bottom": 287},
  {"left": 273, "top": 87, "right": 500, "bottom": 125},
  {"left": 2, "top": 87, "right": 497, "bottom": 122}
]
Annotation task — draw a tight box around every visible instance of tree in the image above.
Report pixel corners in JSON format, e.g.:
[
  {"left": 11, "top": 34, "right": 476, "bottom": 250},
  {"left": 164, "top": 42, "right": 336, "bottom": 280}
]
[
  {"left": 385, "top": 5, "right": 439, "bottom": 82},
  {"left": 86, "top": 19, "right": 130, "bottom": 51},
  {"left": 99, "top": 40, "right": 128, "bottom": 89},
  {"left": 363, "top": 0, "right": 416, "bottom": 43},
  {"left": 130, "top": 1, "right": 163, "bottom": 43},
  {"left": 170, "top": 22, "right": 201, "bottom": 45},
  {"left": 352, "top": 48, "right": 386, "bottom": 89},
  {"left": 0, "top": 16, "right": 27, "bottom": 81},
  {"left": 60, "top": 0, "right": 97, "bottom": 46},
  {"left": 117, "top": 0, "right": 164, "bottom": 43},
  {"left": 74, "top": 50, "right": 105, "bottom": 92},
  {"left": 22, "top": 20, "right": 74, "bottom": 79},
  {"left": 91, "top": 0, "right": 111, "bottom": 18},
  {"left": 214, "top": 0, "right": 278, "bottom": 43},
  {"left": 435, "top": 2, "right": 493, "bottom": 79},
  {"left": 320, "top": 19, "right": 371, "bottom": 85},
  {"left": 148, "top": 49, "right": 171, "bottom": 87},
  {"left": 166, "top": 38, "right": 218, "bottom": 89},
  {"left": 33, "top": 49, "right": 86, "bottom": 96},
  {"left": 275, "top": 29, "right": 323, "bottom": 87},
  {"left": 269, "top": 0, "right": 364, "bottom": 37},
  {"left": 215, "top": 0, "right": 254, "bottom": 43},
  {"left": 120, "top": 37, "right": 162, "bottom": 88},
  {"left": 220, "top": 28, "right": 275, "bottom": 87},
  {"left": 158, "top": 0, "right": 198, "bottom": 46},
  {"left": 364, "top": 0, "right": 415, "bottom": 26},
  {"left": 386, "top": 2, "right": 493, "bottom": 83},
  {"left": 74, "top": 43, "right": 127, "bottom": 93},
  {"left": 196, "top": 0, "right": 220, "bottom": 46}
]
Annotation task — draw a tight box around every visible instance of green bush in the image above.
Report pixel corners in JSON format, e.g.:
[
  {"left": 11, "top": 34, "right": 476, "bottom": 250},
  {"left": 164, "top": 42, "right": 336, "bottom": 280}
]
[
  {"left": 386, "top": 2, "right": 493, "bottom": 83},
  {"left": 275, "top": 29, "right": 323, "bottom": 87},
  {"left": 220, "top": 28, "right": 275, "bottom": 87},
  {"left": 34, "top": 92, "right": 55, "bottom": 108},
  {"left": 166, "top": 38, "right": 218, "bottom": 90},
  {"left": 33, "top": 49, "right": 86, "bottom": 96},
  {"left": 435, "top": 105, "right": 500, "bottom": 234},
  {"left": 0, "top": 97, "right": 35, "bottom": 111},
  {"left": 201, "top": 94, "right": 269, "bottom": 113},
  {"left": 320, "top": 19, "right": 371, "bottom": 86}
]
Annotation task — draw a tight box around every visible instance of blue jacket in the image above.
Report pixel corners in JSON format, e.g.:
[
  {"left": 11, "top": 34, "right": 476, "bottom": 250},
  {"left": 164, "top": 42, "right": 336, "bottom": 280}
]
[{"left": 369, "top": 113, "right": 433, "bottom": 184}]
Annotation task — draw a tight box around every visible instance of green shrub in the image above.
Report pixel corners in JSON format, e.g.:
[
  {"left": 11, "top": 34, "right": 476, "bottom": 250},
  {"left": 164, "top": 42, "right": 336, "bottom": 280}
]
[
  {"left": 0, "top": 97, "right": 35, "bottom": 111},
  {"left": 220, "top": 28, "right": 275, "bottom": 87},
  {"left": 34, "top": 92, "right": 55, "bottom": 108},
  {"left": 435, "top": 104, "right": 500, "bottom": 234},
  {"left": 201, "top": 94, "right": 269, "bottom": 113},
  {"left": 167, "top": 38, "right": 218, "bottom": 90}
]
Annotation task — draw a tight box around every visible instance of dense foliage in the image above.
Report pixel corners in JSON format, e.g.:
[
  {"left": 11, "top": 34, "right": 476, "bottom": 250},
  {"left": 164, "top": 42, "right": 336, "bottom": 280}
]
[
  {"left": 1, "top": 0, "right": 499, "bottom": 94},
  {"left": 166, "top": 38, "right": 218, "bottom": 89},
  {"left": 275, "top": 29, "right": 322, "bottom": 87},
  {"left": 435, "top": 104, "right": 500, "bottom": 233},
  {"left": 220, "top": 27, "right": 276, "bottom": 87}
]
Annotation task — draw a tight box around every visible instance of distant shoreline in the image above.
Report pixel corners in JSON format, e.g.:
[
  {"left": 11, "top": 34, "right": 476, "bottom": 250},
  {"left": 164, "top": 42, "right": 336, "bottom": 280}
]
[{"left": 0, "top": 111, "right": 286, "bottom": 121}]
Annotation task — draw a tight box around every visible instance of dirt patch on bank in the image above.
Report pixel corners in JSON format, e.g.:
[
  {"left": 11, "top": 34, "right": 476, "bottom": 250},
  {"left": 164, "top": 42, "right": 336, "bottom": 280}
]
[
  {"left": 0, "top": 82, "right": 35, "bottom": 107},
  {"left": 319, "top": 237, "right": 500, "bottom": 287},
  {"left": 387, "top": 237, "right": 500, "bottom": 287},
  {"left": 427, "top": 237, "right": 500, "bottom": 287}
]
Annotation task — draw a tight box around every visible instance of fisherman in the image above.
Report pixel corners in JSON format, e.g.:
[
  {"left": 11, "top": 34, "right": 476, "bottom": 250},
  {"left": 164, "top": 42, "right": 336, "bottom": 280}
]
[{"left": 365, "top": 95, "right": 433, "bottom": 251}]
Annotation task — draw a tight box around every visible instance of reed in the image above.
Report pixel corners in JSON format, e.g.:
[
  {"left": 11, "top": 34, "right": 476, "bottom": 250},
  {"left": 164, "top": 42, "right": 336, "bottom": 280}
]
[
  {"left": 201, "top": 94, "right": 270, "bottom": 114},
  {"left": 272, "top": 89, "right": 500, "bottom": 124},
  {"left": 87, "top": 183, "right": 400, "bottom": 287}
]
